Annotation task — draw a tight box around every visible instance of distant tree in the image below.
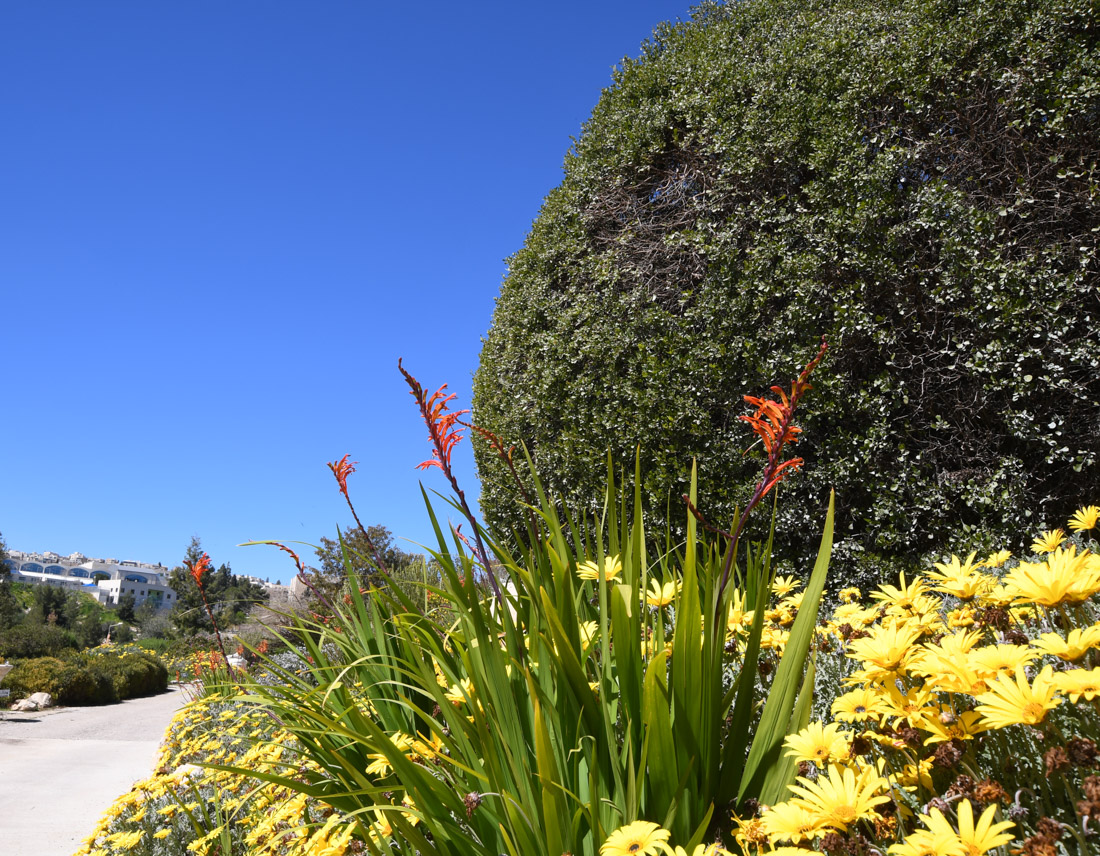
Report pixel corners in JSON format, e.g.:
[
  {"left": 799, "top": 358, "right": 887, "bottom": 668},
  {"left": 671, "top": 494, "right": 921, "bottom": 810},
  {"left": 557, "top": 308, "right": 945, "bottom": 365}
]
[
  {"left": 312, "top": 524, "right": 424, "bottom": 606},
  {"left": 116, "top": 592, "right": 137, "bottom": 623},
  {"left": 168, "top": 536, "right": 268, "bottom": 635},
  {"left": 134, "top": 598, "right": 159, "bottom": 628},
  {"left": 0, "top": 530, "right": 9, "bottom": 580},
  {"left": 29, "top": 584, "right": 77, "bottom": 628},
  {"left": 0, "top": 530, "right": 21, "bottom": 631}
]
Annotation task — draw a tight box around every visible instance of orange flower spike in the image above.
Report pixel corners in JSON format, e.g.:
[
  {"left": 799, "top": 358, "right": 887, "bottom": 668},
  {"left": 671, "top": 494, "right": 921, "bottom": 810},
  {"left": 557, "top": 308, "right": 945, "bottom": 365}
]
[
  {"left": 186, "top": 552, "right": 213, "bottom": 588},
  {"left": 715, "top": 336, "right": 827, "bottom": 608},
  {"left": 328, "top": 454, "right": 358, "bottom": 499},
  {"left": 739, "top": 336, "right": 826, "bottom": 499},
  {"left": 412, "top": 382, "right": 470, "bottom": 472}
]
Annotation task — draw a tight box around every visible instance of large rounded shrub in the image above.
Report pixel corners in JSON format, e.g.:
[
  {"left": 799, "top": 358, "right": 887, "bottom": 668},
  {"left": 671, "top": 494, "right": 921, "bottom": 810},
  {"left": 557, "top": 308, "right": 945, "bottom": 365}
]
[{"left": 473, "top": 0, "right": 1100, "bottom": 575}]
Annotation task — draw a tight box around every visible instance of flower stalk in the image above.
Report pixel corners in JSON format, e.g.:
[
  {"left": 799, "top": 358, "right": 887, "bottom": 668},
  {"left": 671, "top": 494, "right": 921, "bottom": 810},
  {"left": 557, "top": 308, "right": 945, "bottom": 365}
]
[
  {"left": 184, "top": 552, "right": 234, "bottom": 679},
  {"left": 715, "top": 337, "right": 828, "bottom": 613},
  {"left": 398, "top": 359, "right": 503, "bottom": 606}
]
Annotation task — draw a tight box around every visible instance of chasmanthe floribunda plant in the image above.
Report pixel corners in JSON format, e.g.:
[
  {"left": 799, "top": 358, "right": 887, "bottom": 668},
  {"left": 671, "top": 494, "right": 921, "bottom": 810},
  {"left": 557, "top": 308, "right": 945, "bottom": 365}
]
[{"left": 223, "top": 347, "right": 835, "bottom": 854}]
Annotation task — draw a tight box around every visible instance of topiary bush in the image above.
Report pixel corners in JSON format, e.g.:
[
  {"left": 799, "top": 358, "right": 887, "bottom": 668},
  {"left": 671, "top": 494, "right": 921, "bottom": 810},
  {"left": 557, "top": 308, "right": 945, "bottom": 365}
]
[{"left": 473, "top": 0, "right": 1100, "bottom": 579}]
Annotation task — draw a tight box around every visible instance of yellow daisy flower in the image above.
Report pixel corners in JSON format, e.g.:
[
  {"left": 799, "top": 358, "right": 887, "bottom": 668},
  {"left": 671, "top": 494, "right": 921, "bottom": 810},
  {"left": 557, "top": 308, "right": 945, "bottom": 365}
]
[
  {"left": 787, "top": 764, "right": 891, "bottom": 832},
  {"left": 577, "top": 555, "right": 623, "bottom": 582},
  {"left": 445, "top": 677, "right": 476, "bottom": 706},
  {"left": 968, "top": 644, "right": 1039, "bottom": 679},
  {"left": 1032, "top": 625, "right": 1100, "bottom": 661},
  {"left": 925, "top": 552, "right": 983, "bottom": 597},
  {"left": 726, "top": 589, "right": 756, "bottom": 635},
  {"left": 772, "top": 574, "right": 801, "bottom": 597},
  {"left": 760, "top": 800, "right": 829, "bottom": 844},
  {"left": 979, "top": 549, "right": 1012, "bottom": 569},
  {"left": 667, "top": 846, "right": 735, "bottom": 856},
  {"left": 1069, "top": 504, "right": 1100, "bottom": 533},
  {"left": 896, "top": 757, "right": 935, "bottom": 791},
  {"left": 887, "top": 828, "right": 966, "bottom": 856},
  {"left": 1031, "top": 528, "right": 1066, "bottom": 554},
  {"left": 579, "top": 620, "right": 599, "bottom": 651},
  {"left": 847, "top": 620, "right": 923, "bottom": 676},
  {"left": 921, "top": 799, "right": 1014, "bottom": 856},
  {"left": 947, "top": 607, "right": 977, "bottom": 628},
  {"left": 365, "top": 732, "right": 416, "bottom": 776},
  {"left": 1005, "top": 546, "right": 1100, "bottom": 606},
  {"left": 600, "top": 821, "right": 670, "bottom": 856},
  {"left": 646, "top": 578, "right": 681, "bottom": 608},
  {"left": 919, "top": 708, "right": 986, "bottom": 745},
  {"left": 877, "top": 682, "right": 937, "bottom": 729},
  {"left": 784, "top": 721, "right": 851, "bottom": 764},
  {"left": 871, "top": 573, "right": 932, "bottom": 612},
  {"left": 1053, "top": 667, "right": 1100, "bottom": 702},
  {"left": 831, "top": 687, "right": 885, "bottom": 724},
  {"left": 974, "top": 665, "right": 1061, "bottom": 729}
]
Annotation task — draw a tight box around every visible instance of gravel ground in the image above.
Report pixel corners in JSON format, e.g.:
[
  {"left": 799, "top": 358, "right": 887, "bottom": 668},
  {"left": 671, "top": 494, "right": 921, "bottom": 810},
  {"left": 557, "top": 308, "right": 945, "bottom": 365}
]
[{"left": 0, "top": 686, "right": 189, "bottom": 856}]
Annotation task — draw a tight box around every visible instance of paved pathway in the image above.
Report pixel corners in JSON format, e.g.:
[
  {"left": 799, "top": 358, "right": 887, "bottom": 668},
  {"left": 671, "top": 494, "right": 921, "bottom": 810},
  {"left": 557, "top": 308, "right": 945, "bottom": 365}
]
[{"left": 0, "top": 686, "right": 189, "bottom": 856}]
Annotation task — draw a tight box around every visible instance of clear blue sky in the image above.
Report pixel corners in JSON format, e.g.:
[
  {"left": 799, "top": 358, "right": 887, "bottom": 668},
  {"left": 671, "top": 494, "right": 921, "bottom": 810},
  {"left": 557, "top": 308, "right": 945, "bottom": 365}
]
[{"left": 1, "top": 2, "right": 692, "bottom": 582}]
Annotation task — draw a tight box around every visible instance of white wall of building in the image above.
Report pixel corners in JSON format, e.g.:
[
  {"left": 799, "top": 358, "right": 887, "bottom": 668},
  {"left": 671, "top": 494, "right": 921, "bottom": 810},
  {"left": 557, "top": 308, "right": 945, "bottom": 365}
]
[{"left": 4, "top": 550, "right": 178, "bottom": 610}]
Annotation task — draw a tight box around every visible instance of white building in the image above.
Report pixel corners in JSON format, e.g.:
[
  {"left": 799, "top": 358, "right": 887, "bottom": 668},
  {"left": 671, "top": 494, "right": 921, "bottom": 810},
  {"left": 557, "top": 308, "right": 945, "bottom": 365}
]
[{"left": 4, "top": 550, "right": 178, "bottom": 611}]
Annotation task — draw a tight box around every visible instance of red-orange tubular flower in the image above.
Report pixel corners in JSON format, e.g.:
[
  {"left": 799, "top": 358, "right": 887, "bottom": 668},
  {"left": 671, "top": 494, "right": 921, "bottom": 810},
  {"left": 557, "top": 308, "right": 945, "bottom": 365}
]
[
  {"left": 398, "top": 360, "right": 471, "bottom": 473},
  {"left": 715, "top": 337, "right": 828, "bottom": 605},
  {"left": 740, "top": 336, "right": 827, "bottom": 500},
  {"left": 328, "top": 454, "right": 358, "bottom": 499},
  {"left": 186, "top": 553, "right": 213, "bottom": 589},
  {"left": 398, "top": 359, "right": 503, "bottom": 607}
]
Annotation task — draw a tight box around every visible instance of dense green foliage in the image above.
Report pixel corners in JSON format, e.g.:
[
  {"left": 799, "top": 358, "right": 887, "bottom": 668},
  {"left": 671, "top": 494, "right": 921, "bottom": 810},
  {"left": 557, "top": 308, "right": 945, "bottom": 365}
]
[
  {"left": 473, "top": 0, "right": 1100, "bottom": 578},
  {"left": 0, "top": 622, "right": 79, "bottom": 659},
  {"left": 168, "top": 537, "right": 268, "bottom": 635},
  {"left": 0, "top": 530, "right": 21, "bottom": 631},
  {"left": 314, "top": 524, "right": 423, "bottom": 590},
  {"left": 0, "top": 648, "right": 167, "bottom": 705}
]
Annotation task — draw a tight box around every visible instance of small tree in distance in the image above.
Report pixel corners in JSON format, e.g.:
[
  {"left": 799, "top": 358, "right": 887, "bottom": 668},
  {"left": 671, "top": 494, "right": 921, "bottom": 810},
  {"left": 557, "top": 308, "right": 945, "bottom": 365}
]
[{"left": 168, "top": 536, "right": 267, "bottom": 636}]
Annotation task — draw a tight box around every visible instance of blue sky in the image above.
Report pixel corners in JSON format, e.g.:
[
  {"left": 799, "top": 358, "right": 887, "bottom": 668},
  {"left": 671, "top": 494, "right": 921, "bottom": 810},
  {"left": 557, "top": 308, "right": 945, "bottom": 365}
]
[{"left": 1, "top": 2, "right": 692, "bottom": 582}]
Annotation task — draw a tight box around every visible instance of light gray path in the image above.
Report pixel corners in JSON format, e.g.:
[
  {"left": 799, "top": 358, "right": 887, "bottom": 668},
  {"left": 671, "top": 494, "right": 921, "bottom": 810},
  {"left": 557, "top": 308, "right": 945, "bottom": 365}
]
[{"left": 0, "top": 686, "right": 189, "bottom": 856}]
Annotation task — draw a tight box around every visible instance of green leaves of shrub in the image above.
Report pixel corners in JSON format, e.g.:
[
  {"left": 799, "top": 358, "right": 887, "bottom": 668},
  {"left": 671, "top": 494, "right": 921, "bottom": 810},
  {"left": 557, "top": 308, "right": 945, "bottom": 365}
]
[{"left": 473, "top": 0, "right": 1100, "bottom": 578}]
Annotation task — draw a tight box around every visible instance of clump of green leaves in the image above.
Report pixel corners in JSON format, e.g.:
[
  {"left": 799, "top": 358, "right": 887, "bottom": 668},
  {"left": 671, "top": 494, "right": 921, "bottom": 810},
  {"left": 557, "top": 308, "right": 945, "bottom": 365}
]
[
  {"left": 473, "top": 0, "right": 1100, "bottom": 582},
  {"left": 227, "top": 460, "right": 834, "bottom": 854}
]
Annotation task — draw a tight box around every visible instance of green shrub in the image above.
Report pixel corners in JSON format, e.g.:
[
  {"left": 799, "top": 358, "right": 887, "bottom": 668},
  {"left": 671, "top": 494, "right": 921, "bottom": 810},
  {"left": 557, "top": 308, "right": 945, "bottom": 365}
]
[
  {"left": 56, "top": 660, "right": 116, "bottom": 705},
  {"left": 1, "top": 650, "right": 168, "bottom": 706},
  {"left": 0, "top": 656, "right": 67, "bottom": 699},
  {"left": 473, "top": 0, "right": 1100, "bottom": 578},
  {"left": 0, "top": 656, "right": 114, "bottom": 704},
  {"left": 136, "top": 637, "right": 170, "bottom": 655},
  {"left": 84, "top": 649, "right": 168, "bottom": 699},
  {"left": 0, "top": 623, "right": 78, "bottom": 659}
]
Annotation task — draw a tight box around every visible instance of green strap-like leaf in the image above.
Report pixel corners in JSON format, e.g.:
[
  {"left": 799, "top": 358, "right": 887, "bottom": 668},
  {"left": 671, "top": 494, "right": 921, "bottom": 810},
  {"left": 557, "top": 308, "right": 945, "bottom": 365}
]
[{"left": 737, "top": 490, "right": 833, "bottom": 804}]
